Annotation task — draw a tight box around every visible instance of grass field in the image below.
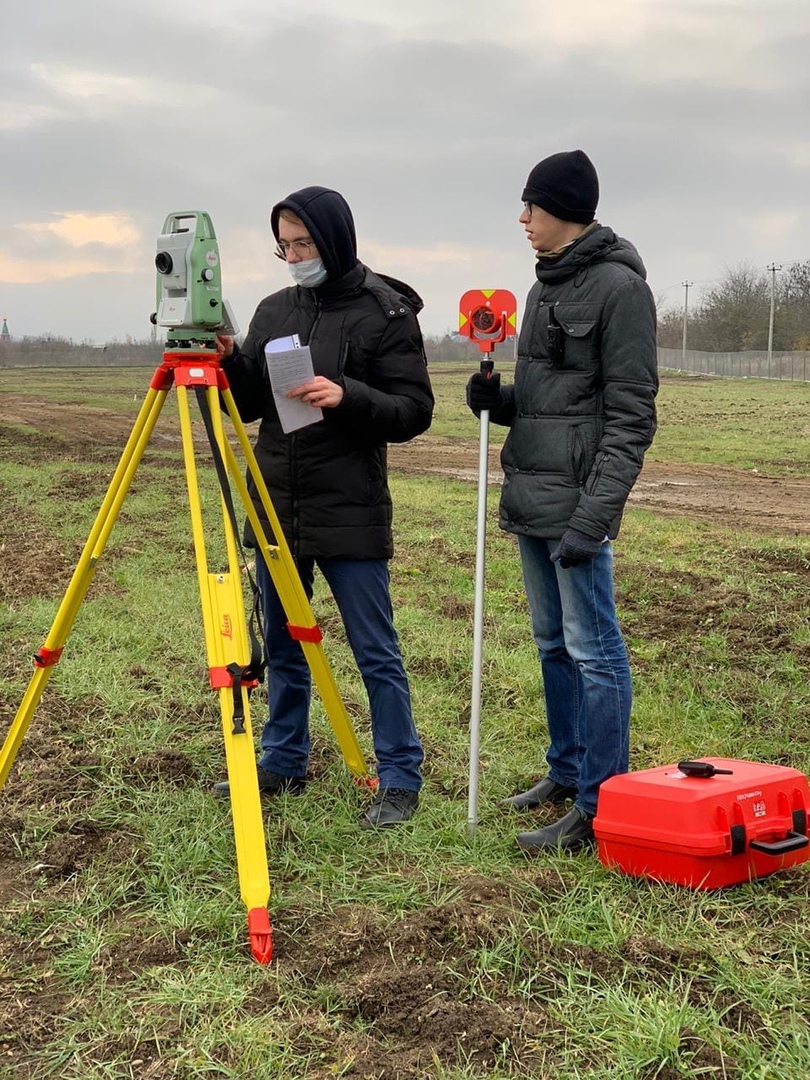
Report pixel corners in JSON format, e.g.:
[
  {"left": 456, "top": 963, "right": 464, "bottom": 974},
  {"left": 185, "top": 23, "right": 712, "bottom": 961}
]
[{"left": 1, "top": 364, "right": 809, "bottom": 1079}]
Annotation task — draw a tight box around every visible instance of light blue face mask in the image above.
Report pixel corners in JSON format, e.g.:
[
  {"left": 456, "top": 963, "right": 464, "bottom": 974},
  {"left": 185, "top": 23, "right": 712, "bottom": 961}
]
[{"left": 287, "top": 257, "right": 328, "bottom": 288}]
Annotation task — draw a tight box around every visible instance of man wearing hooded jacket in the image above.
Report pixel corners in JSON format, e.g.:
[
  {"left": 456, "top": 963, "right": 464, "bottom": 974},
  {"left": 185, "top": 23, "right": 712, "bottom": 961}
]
[
  {"left": 214, "top": 186, "right": 434, "bottom": 828},
  {"left": 466, "top": 150, "right": 658, "bottom": 853}
]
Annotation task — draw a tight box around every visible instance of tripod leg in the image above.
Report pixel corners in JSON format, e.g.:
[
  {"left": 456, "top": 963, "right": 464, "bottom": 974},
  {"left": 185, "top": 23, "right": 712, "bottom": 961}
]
[
  {"left": 176, "top": 385, "right": 272, "bottom": 964},
  {"left": 0, "top": 385, "right": 169, "bottom": 788},
  {"left": 218, "top": 386, "right": 373, "bottom": 785}
]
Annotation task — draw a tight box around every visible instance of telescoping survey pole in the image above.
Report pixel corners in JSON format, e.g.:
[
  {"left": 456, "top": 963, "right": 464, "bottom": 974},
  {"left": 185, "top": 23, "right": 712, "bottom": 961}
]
[{"left": 458, "top": 289, "right": 517, "bottom": 834}]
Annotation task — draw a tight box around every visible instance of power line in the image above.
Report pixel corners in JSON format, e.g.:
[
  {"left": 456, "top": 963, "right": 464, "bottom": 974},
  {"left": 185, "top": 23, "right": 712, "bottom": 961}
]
[{"left": 658, "top": 257, "right": 809, "bottom": 297}]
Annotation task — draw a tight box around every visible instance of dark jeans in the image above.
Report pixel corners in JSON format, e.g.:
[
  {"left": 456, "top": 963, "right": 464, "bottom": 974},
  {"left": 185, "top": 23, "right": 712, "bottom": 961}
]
[
  {"left": 255, "top": 554, "right": 423, "bottom": 792},
  {"left": 517, "top": 535, "right": 632, "bottom": 816}
]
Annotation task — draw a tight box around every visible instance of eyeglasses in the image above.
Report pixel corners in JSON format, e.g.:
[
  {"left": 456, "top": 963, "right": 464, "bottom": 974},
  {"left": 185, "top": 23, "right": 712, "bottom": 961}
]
[{"left": 275, "top": 238, "right": 316, "bottom": 259}]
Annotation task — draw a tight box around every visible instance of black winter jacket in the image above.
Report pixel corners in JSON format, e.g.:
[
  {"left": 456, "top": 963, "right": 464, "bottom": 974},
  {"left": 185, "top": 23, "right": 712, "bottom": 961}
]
[
  {"left": 486, "top": 225, "right": 658, "bottom": 541},
  {"left": 223, "top": 260, "right": 433, "bottom": 560}
]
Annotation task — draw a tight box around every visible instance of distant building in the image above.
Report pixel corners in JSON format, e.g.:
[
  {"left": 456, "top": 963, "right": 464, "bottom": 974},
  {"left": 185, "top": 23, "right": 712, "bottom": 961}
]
[{"left": 0, "top": 317, "right": 9, "bottom": 344}]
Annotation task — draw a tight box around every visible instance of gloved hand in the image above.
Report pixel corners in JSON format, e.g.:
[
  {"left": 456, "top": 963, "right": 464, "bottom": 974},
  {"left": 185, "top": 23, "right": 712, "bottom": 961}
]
[
  {"left": 550, "top": 528, "right": 604, "bottom": 569},
  {"left": 466, "top": 371, "right": 501, "bottom": 413}
]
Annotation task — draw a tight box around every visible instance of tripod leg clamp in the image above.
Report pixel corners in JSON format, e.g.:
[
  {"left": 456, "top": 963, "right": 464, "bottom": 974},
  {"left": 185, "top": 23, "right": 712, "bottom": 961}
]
[
  {"left": 286, "top": 622, "right": 323, "bottom": 643},
  {"left": 210, "top": 666, "right": 259, "bottom": 692},
  {"left": 209, "top": 663, "right": 260, "bottom": 735},
  {"left": 33, "top": 646, "right": 64, "bottom": 669}
]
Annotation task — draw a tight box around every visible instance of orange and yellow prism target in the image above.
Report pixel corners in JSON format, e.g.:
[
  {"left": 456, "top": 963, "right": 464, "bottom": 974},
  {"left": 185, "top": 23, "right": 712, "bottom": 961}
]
[{"left": 458, "top": 289, "right": 517, "bottom": 353}]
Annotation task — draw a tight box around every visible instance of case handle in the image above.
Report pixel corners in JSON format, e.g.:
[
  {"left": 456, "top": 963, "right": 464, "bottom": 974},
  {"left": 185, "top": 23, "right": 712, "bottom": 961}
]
[
  {"left": 678, "top": 760, "right": 734, "bottom": 778},
  {"left": 749, "top": 831, "right": 809, "bottom": 857}
]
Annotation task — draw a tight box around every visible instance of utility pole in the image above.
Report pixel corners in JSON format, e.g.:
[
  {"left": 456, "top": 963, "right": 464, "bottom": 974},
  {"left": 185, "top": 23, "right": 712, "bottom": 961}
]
[
  {"left": 681, "top": 282, "right": 692, "bottom": 370},
  {"left": 766, "top": 264, "right": 781, "bottom": 378}
]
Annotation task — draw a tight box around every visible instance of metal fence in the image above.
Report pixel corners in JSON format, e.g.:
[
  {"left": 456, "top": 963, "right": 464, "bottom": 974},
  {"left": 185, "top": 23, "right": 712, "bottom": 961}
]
[
  {"left": 659, "top": 347, "right": 810, "bottom": 382},
  {"left": 3, "top": 343, "right": 810, "bottom": 380}
]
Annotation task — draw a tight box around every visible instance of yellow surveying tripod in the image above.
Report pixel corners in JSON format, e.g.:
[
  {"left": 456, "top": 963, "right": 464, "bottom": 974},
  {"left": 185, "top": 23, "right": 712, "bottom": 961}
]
[{"left": 0, "top": 347, "right": 374, "bottom": 964}]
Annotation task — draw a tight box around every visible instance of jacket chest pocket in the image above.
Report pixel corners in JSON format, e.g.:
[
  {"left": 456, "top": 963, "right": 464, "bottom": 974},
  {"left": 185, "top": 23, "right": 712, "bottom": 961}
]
[
  {"left": 522, "top": 302, "right": 599, "bottom": 369},
  {"left": 552, "top": 304, "right": 600, "bottom": 370}
]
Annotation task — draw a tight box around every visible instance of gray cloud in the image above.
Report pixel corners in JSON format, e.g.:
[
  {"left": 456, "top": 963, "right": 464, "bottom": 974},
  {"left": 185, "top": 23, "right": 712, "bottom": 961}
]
[{"left": 1, "top": 0, "right": 808, "bottom": 341}]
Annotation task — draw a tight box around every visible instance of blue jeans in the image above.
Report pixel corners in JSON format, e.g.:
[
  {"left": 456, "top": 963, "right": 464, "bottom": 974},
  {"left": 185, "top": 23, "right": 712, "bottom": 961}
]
[
  {"left": 254, "top": 554, "right": 423, "bottom": 792},
  {"left": 517, "top": 535, "right": 631, "bottom": 816}
]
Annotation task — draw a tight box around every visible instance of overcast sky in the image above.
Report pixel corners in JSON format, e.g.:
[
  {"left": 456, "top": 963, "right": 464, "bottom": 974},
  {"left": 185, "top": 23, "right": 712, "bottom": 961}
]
[{"left": 2, "top": 0, "right": 808, "bottom": 344}]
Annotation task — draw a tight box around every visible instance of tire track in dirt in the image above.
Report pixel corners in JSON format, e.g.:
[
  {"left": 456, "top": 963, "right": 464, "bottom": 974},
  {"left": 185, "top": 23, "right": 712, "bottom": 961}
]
[
  {"left": 3, "top": 398, "right": 810, "bottom": 536},
  {"left": 389, "top": 436, "right": 810, "bottom": 537}
]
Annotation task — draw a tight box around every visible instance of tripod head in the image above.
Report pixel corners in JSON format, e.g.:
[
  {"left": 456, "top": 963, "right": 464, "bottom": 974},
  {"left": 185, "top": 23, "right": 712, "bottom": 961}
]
[{"left": 152, "top": 211, "right": 239, "bottom": 349}]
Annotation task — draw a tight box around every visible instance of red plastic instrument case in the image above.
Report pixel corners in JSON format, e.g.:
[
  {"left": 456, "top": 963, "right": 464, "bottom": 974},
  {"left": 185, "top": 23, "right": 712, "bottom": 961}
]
[{"left": 593, "top": 758, "right": 810, "bottom": 889}]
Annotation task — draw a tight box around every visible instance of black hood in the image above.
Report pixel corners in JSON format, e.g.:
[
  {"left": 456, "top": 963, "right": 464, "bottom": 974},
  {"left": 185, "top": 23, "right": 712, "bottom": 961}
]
[{"left": 270, "top": 186, "right": 358, "bottom": 280}]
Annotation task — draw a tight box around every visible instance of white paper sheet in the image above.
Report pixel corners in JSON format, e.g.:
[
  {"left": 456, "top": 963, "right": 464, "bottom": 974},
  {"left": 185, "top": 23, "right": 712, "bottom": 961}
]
[{"left": 264, "top": 336, "right": 323, "bottom": 433}]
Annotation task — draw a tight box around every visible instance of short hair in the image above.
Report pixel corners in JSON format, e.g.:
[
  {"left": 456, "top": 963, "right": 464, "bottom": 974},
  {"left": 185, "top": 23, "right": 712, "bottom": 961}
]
[{"left": 278, "top": 208, "right": 304, "bottom": 226}]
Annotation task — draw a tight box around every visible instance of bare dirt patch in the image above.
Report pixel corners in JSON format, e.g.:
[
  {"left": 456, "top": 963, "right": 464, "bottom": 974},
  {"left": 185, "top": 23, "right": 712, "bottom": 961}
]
[
  {"left": 391, "top": 436, "right": 810, "bottom": 537},
  {"left": 4, "top": 392, "right": 810, "bottom": 536},
  {"left": 0, "top": 388, "right": 799, "bottom": 1078},
  {"left": 271, "top": 876, "right": 568, "bottom": 1077}
]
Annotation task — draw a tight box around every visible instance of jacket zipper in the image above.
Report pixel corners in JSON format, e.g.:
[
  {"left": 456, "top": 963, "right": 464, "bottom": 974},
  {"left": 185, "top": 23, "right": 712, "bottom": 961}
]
[{"left": 588, "top": 452, "right": 609, "bottom": 495}]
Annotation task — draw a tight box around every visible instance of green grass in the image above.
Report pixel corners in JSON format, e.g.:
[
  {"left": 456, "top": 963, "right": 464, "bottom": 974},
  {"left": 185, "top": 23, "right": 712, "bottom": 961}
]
[
  {"left": 426, "top": 362, "right": 810, "bottom": 474},
  {"left": 649, "top": 371, "right": 810, "bottom": 473},
  {"left": 1, "top": 366, "right": 809, "bottom": 1078}
]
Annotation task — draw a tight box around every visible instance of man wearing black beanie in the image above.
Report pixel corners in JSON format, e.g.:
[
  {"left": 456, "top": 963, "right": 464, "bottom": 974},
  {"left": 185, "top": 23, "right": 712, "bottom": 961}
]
[{"left": 466, "top": 150, "right": 658, "bottom": 853}]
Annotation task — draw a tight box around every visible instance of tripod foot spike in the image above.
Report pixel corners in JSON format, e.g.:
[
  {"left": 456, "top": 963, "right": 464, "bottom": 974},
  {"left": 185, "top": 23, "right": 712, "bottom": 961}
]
[
  {"left": 247, "top": 907, "right": 273, "bottom": 964},
  {"left": 355, "top": 775, "right": 379, "bottom": 793}
]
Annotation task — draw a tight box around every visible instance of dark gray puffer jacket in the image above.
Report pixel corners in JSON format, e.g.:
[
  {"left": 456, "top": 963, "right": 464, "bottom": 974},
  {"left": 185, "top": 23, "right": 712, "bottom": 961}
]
[{"left": 487, "top": 225, "right": 658, "bottom": 541}]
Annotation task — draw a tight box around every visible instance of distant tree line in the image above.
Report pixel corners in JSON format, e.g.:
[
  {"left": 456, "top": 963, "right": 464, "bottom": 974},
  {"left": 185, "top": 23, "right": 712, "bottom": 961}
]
[
  {"left": 0, "top": 336, "right": 164, "bottom": 368},
  {"left": 657, "top": 261, "right": 810, "bottom": 352},
  {"left": 7, "top": 262, "right": 809, "bottom": 368},
  {"left": 424, "top": 335, "right": 479, "bottom": 364},
  {"left": 428, "top": 260, "right": 810, "bottom": 360},
  {"left": 0, "top": 332, "right": 476, "bottom": 368}
]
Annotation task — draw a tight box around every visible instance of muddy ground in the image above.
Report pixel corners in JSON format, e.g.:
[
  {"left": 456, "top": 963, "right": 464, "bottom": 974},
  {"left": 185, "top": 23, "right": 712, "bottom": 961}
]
[
  {"left": 3, "top": 389, "right": 810, "bottom": 536},
  {"left": 391, "top": 441, "right": 810, "bottom": 538},
  {"left": 1, "top": 383, "right": 809, "bottom": 1078}
]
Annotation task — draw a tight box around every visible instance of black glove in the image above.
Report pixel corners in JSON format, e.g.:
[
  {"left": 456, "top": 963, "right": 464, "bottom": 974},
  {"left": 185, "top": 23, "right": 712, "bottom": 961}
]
[
  {"left": 466, "top": 371, "right": 501, "bottom": 412},
  {"left": 550, "top": 528, "right": 604, "bottom": 569}
]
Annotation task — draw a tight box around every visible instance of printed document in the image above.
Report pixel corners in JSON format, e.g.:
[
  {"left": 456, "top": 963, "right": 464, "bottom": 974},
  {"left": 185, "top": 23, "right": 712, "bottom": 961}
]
[{"left": 264, "top": 335, "right": 323, "bottom": 433}]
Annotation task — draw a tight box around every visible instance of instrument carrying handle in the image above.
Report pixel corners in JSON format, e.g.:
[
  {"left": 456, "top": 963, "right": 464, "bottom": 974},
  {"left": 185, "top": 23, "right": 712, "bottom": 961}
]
[{"left": 749, "top": 831, "right": 809, "bottom": 857}]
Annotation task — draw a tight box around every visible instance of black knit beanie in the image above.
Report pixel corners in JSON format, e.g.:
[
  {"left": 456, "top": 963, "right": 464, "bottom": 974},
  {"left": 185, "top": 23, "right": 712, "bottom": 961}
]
[{"left": 521, "top": 150, "right": 599, "bottom": 224}]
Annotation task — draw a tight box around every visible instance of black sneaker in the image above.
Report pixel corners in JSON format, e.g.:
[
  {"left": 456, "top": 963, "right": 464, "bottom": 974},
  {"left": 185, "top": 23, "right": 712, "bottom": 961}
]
[
  {"left": 516, "top": 806, "right": 595, "bottom": 855},
  {"left": 501, "top": 775, "right": 578, "bottom": 810},
  {"left": 212, "top": 766, "right": 307, "bottom": 800},
  {"left": 361, "top": 787, "right": 419, "bottom": 828}
]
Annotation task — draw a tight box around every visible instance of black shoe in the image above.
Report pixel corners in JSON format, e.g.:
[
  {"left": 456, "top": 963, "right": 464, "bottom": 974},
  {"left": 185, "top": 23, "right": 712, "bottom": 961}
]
[
  {"left": 502, "top": 775, "right": 578, "bottom": 810},
  {"left": 212, "top": 766, "right": 306, "bottom": 800},
  {"left": 516, "top": 806, "right": 595, "bottom": 854},
  {"left": 361, "top": 788, "right": 419, "bottom": 829}
]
